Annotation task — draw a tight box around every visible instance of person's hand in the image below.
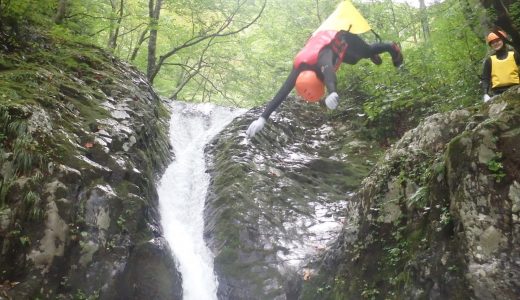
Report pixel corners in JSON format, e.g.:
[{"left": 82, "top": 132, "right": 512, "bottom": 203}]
[
  {"left": 246, "top": 117, "right": 266, "bottom": 138},
  {"left": 325, "top": 92, "right": 339, "bottom": 110},
  {"left": 391, "top": 43, "right": 404, "bottom": 67},
  {"left": 370, "top": 54, "right": 382, "bottom": 65},
  {"left": 483, "top": 94, "right": 491, "bottom": 102}
]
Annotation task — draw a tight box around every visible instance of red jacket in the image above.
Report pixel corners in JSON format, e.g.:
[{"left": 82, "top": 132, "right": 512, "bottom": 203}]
[{"left": 293, "top": 30, "right": 348, "bottom": 70}]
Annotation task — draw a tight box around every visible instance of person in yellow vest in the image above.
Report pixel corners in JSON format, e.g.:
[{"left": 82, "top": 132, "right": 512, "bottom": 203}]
[{"left": 481, "top": 30, "right": 520, "bottom": 102}]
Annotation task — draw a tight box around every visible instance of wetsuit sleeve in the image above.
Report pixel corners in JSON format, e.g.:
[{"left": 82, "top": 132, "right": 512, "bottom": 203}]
[
  {"left": 338, "top": 31, "right": 395, "bottom": 59},
  {"left": 317, "top": 47, "right": 337, "bottom": 94},
  {"left": 515, "top": 50, "right": 520, "bottom": 65},
  {"left": 481, "top": 58, "right": 491, "bottom": 94},
  {"left": 368, "top": 43, "right": 395, "bottom": 57},
  {"left": 340, "top": 32, "right": 370, "bottom": 64},
  {"left": 341, "top": 35, "right": 402, "bottom": 66},
  {"left": 260, "top": 67, "right": 300, "bottom": 120}
]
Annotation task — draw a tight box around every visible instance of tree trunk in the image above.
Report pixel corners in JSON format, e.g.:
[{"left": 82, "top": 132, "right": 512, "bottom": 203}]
[
  {"left": 490, "top": 0, "right": 520, "bottom": 53},
  {"left": 130, "top": 28, "right": 149, "bottom": 61},
  {"left": 388, "top": 0, "right": 399, "bottom": 39},
  {"left": 107, "top": 0, "right": 125, "bottom": 50},
  {"left": 54, "top": 0, "right": 68, "bottom": 24},
  {"left": 419, "top": 0, "right": 430, "bottom": 41},
  {"left": 147, "top": 0, "right": 163, "bottom": 80},
  {"left": 107, "top": 0, "right": 116, "bottom": 48},
  {"left": 315, "top": 0, "right": 322, "bottom": 23},
  {"left": 148, "top": 0, "right": 266, "bottom": 84}
]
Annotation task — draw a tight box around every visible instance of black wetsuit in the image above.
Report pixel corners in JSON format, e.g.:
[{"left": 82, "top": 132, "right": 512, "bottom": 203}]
[
  {"left": 481, "top": 47, "right": 520, "bottom": 95},
  {"left": 260, "top": 31, "right": 401, "bottom": 119}
]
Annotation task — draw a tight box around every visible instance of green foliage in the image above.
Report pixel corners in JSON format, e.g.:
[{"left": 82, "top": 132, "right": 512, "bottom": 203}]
[
  {"left": 13, "top": 136, "right": 38, "bottom": 174},
  {"left": 0, "top": 178, "right": 13, "bottom": 208},
  {"left": 49, "top": 25, "right": 77, "bottom": 42},
  {"left": 117, "top": 214, "right": 126, "bottom": 230},
  {"left": 487, "top": 152, "right": 506, "bottom": 182},
  {"left": 0, "top": 105, "right": 44, "bottom": 221},
  {"left": 336, "top": 0, "right": 484, "bottom": 142},
  {"left": 439, "top": 206, "right": 451, "bottom": 226},
  {"left": 510, "top": 3, "right": 520, "bottom": 31},
  {"left": 19, "top": 235, "right": 31, "bottom": 247},
  {"left": 24, "top": 190, "right": 42, "bottom": 220},
  {"left": 73, "top": 289, "right": 99, "bottom": 300},
  {"left": 0, "top": 0, "right": 55, "bottom": 26},
  {"left": 360, "top": 285, "right": 379, "bottom": 300},
  {"left": 407, "top": 186, "right": 429, "bottom": 209},
  {"left": 149, "top": 0, "right": 325, "bottom": 106},
  {"left": 0, "top": 0, "right": 494, "bottom": 116}
]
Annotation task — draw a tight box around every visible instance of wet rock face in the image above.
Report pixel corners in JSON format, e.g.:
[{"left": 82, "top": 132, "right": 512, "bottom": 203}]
[
  {"left": 0, "top": 42, "right": 181, "bottom": 299},
  {"left": 300, "top": 90, "right": 520, "bottom": 299},
  {"left": 108, "top": 237, "right": 183, "bottom": 300},
  {"left": 205, "top": 98, "right": 382, "bottom": 299},
  {"left": 446, "top": 97, "right": 520, "bottom": 299}
]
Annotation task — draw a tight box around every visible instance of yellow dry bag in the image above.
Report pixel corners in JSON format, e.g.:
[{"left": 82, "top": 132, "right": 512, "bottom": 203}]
[{"left": 314, "top": 0, "right": 371, "bottom": 35}]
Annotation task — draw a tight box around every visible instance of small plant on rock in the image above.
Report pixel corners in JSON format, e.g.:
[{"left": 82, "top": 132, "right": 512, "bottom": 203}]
[{"left": 487, "top": 153, "right": 506, "bottom": 183}]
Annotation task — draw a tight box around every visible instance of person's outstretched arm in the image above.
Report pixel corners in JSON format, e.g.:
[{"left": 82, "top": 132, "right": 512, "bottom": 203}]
[
  {"left": 481, "top": 58, "right": 492, "bottom": 101},
  {"left": 246, "top": 68, "right": 300, "bottom": 138},
  {"left": 317, "top": 47, "right": 340, "bottom": 109},
  {"left": 317, "top": 47, "right": 337, "bottom": 94},
  {"left": 261, "top": 68, "right": 300, "bottom": 119}
]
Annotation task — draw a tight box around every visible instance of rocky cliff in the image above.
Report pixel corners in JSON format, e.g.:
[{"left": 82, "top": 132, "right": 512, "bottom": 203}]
[
  {"left": 205, "top": 99, "right": 383, "bottom": 299},
  {"left": 300, "top": 90, "right": 520, "bottom": 299},
  {"left": 205, "top": 90, "right": 520, "bottom": 299},
  {"left": 2, "top": 30, "right": 520, "bottom": 300},
  {"left": 0, "top": 34, "right": 182, "bottom": 299}
]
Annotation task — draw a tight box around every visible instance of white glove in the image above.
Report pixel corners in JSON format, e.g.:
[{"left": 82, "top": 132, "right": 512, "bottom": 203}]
[
  {"left": 325, "top": 92, "right": 339, "bottom": 110},
  {"left": 483, "top": 94, "right": 491, "bottom": 102},
  {"left": 246, "top": 117, "right": 266, "bottom": 138}
]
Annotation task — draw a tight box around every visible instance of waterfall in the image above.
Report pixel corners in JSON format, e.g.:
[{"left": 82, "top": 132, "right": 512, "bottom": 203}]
[{"left": 158, "top": 101, "right": 245, "bottom": 300}]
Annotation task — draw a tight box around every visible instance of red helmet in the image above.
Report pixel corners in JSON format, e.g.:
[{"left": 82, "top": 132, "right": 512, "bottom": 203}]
[
  {"left": 295, "top": 70, "right": 325, "bottom": 102},
  {"left": 486, "top": 30, "right": 507, "bottom": 44}
]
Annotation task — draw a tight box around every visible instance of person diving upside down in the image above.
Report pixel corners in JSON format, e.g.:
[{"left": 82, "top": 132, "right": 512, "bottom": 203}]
[{"left": 246, "top": 1, "right": 403, "bottom": 138}]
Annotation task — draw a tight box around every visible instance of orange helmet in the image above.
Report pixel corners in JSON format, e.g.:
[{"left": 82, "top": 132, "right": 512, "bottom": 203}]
[
  {"left": 486, "top": 30, "right": 507, "bottom": 44},
  {"left": 295, "top": 70, "right": 325, "bottom": 102}
]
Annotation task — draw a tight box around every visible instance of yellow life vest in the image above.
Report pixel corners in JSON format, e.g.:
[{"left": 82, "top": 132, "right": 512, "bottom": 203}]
[{"left": 491, "top": 51, "right": 520, "bottom": 89}]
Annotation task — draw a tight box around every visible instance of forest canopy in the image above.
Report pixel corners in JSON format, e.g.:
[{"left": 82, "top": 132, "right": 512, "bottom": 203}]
[{"left": 0, "top": 0, "right": 517, "bottom": 130}]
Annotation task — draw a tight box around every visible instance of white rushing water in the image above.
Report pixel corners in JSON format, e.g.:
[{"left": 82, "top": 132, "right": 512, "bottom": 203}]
[{"left": 158, "top": 101, "right": 245, "bottom": 300}]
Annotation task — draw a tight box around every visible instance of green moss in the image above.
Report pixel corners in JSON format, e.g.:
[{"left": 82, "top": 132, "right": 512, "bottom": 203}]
[
  {"left": 0, "top": 37, "right": 119, "bottom": 263},
  {"left": 0, "top": 103, "right": 46, "bottom": 216},
  {"left": 300, "top": 178, "right": 443, "bottom": 299},
  {"left": 0, "top": 56, "right": 16, "bottom": 70},
  {"left": 156, "top": 103, "right": 170, "bottom": 120},
  {"left": 214, "top": 247, "right": 239, "bottom": 269},
  {"left": 300, "top": 272, "right": 335, "bottom": 300}
]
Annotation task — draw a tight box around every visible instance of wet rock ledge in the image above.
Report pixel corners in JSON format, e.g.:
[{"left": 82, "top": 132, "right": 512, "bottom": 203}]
[{"left": 0, "top": 34, "right": 182, "bottom": 299}]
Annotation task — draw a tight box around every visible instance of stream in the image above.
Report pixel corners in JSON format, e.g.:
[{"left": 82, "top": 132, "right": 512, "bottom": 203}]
[{"left": 157, "top": 101, "right": 245, "bottom": 300}]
